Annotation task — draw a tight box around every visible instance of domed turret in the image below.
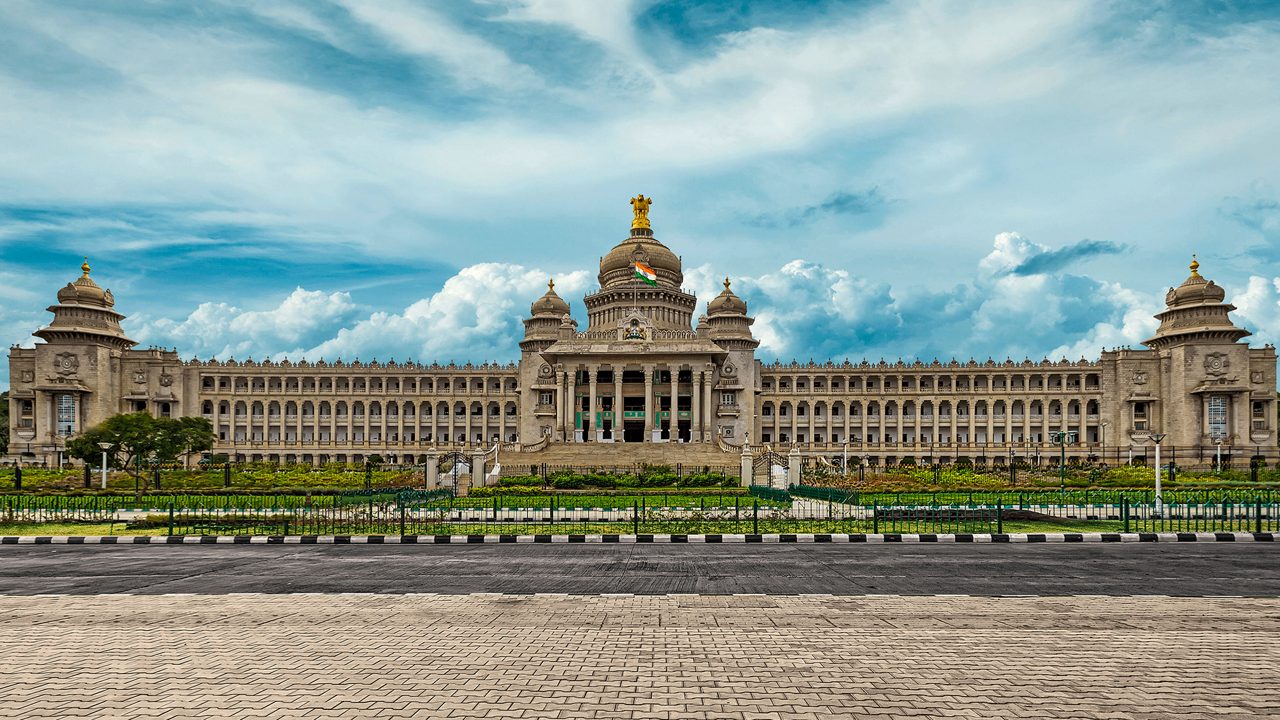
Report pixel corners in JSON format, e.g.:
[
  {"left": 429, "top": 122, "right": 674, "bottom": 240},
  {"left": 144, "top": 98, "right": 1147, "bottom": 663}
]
[
  {"left": 707, "top": 277, "right": 748, "bottom": 316},
  {"left": 1166, "top": 255, "right": 1227, "bottom": 307},
  {"left": 55, "top": 258, "right": 114, "bottom": 308},
  {"left": 1144, "top": 255, "right": 1249, "bottom": 349},
  {"left": 530, "top": 279, "right": 570, "bottom": 317},
  {"left": 35, "top": 258, "right": 135, "bottom": 350}
]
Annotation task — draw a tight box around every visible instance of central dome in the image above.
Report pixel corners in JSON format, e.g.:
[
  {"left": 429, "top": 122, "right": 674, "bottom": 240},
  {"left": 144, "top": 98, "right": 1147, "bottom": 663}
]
[{"left": 598, "top": 228, "right": 684, "bottom": 289}]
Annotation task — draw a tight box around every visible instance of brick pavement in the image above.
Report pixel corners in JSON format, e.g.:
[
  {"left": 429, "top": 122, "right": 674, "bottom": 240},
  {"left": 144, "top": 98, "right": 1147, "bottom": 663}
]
[{"left": 0, "top": 593, "right": 1276, "bottom": 719}]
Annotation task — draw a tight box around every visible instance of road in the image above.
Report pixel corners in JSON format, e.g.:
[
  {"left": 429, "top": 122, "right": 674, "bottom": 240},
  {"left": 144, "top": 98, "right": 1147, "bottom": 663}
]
[{"left": 0, "top": 542, "right": 1276, "bottom": 596}]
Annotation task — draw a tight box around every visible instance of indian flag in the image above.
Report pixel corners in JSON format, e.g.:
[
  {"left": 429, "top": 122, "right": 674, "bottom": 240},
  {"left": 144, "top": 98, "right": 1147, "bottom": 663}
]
[{"left": 634, "top": 261, "right": 657, "bottom": 286}]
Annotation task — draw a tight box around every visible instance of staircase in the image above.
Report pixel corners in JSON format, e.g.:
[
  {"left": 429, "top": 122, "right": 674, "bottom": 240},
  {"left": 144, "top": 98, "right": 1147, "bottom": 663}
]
[{"left": 497, "top": 442, "right": 736, "bottom": 473}]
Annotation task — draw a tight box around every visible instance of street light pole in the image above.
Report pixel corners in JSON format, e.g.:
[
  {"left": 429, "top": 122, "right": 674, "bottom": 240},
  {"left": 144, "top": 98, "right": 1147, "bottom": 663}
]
[
  {"left": 842, "top": 441, "right": 848, "bottom": 477},
  {"left": 97, "top": 442, "right": 111, "bottom": 489},
  {"left": 1150, "top": 433, "right": 1167, "bottom": 514},
  {"left": 1212, "top": 433, "right": 1222, "bottom": 473}
]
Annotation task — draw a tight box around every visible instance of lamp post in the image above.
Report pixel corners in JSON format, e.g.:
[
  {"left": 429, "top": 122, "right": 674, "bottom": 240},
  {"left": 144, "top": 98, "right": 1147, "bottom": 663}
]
[
  {"left": 1049, "top": 431, "right": 1077, "bottom": 494},
  {"left": 1149, "top": 432, "right": 1167, "bottom": 514},
  {"left": 97, "top": 442, "right": 111, "bottom": 489},
  {"left": 1211, "top": 432, "right": 1223, "bottom": 473},
  {"left": 1008, "top": 446, "right": 1016, "bottom": 487},
  {"left": 842, "top": 441, "right": 848, "bottom": 476}
]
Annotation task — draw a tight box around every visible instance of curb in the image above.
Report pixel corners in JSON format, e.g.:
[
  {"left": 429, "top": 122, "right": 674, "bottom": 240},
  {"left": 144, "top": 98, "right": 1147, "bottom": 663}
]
[{"left": 1, "top": 532, "right": 1276, "bottom": 545}]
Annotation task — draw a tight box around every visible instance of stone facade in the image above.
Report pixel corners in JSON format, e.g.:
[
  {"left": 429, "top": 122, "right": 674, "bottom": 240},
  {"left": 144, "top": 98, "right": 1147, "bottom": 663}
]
[{"left": 6, "top": 209, "right": 1277, "bottom": 468}]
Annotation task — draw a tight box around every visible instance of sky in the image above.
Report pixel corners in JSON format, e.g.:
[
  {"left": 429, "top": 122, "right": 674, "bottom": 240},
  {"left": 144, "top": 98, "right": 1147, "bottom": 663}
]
[{"left": 3, "top": 0, "right": 1280, "bottom": 389}]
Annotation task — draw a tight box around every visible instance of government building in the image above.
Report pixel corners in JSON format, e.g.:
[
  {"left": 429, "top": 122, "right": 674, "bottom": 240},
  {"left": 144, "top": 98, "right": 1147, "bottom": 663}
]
[{"left": 7, "top": 197, "right": 1278, "bottom": 469}]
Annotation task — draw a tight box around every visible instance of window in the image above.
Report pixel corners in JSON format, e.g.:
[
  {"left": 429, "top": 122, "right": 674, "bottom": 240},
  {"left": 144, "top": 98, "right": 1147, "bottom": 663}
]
[
  {"left": 1253, "top": 400, "right": 1267, "bottom": 431},
  {"left": 721, "top": 392, "right": 736, "bottom": 406},
  {"left": 1133, "top": 401, "right": 1149, "bottom": 431},
  {"left": 539, "top": 391, "right": 553, "bottom": 405},
  {"left": 56, "top": 394, "right": 76, "bottom": 436},
  {"left": 1207, "top": 395, "right": 1227, "bottom": 437}
]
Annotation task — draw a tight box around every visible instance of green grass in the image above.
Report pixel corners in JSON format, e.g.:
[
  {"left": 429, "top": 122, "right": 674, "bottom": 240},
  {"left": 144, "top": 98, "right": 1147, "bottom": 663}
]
[{"left": 0, "top": 517, "right": 1265, "bottom": 536}]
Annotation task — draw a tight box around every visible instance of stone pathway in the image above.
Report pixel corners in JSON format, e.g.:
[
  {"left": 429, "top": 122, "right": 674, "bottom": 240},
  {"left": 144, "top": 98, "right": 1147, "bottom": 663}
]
[{"left": 0, "top": 593, "right": 1275, "bottom": 719}]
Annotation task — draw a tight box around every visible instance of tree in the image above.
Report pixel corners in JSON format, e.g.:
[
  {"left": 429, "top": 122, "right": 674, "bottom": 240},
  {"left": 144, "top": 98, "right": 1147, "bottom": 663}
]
[
  {"left": 67, "top": 413, "right": 213, "bottom": 477},
  {"left": 0, "top": 391, "right": 8, "bottom": 455}
]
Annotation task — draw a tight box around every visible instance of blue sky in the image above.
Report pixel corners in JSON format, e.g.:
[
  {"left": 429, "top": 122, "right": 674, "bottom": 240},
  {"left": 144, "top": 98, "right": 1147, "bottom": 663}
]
[{"left": 3, "top": 0, "right": 1280, "bottom": 389}]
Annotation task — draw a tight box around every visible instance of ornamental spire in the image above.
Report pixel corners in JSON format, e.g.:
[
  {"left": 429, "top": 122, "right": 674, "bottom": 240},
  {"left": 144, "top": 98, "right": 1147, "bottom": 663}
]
[
  {"left": 1189, "top": 254, "right": 1200, "bottom": 277},
  {"left": 81, "top": 257, "right": 90, "bottom": 277}
]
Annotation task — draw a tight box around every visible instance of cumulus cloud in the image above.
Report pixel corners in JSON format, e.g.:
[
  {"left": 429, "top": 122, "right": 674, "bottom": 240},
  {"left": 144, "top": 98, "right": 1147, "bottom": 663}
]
[
  {"left": 1230, "top": 275, "right": 1280, "bottom": 347},
  {"left": 128, "top": 288, "right": 362, "bottom": 359},
  {"left": 302, "top": 263, "right": 591, "bottom": 363}
]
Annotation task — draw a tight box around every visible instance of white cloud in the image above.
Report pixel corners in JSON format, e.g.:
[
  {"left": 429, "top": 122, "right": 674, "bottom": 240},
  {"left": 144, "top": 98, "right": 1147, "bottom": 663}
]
[
  {"left": 1230, "top": 275, "right": 1280, "bottom": 348},
  {"left": 338, "top": 0, "right": 541, "bottom": 91},
  {"left": 128, "top": 288, "right": 361, "bottom": 359}
]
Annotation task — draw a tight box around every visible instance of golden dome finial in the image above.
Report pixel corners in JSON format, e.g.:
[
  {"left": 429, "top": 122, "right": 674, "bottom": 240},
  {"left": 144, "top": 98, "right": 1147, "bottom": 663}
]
[
  {"left": 1189, "top": 254, "right": 1200, "bottom": 277},
  {"left": 723, "top": 276, "right": 731, "bottom": 291},
  {"left": 81, "top": 257, "right": 90, "bottom": 277},
  {"left": 548, "top": 278, "right": 555, "bottom": 292},
  {"left": 629, "top": 194, "right": 652, "bottom": 230}
]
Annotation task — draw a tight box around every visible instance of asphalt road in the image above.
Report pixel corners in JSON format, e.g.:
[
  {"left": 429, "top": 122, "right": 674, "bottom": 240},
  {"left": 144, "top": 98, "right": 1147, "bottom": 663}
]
[{"left": 0, "top": 543, "right": 1276, "bottom": 596}]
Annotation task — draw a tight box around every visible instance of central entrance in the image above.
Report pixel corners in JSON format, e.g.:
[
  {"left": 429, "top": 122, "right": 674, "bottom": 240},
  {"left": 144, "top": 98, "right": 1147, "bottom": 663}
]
[{"left": 623, "top": 421, "right": 645, "bottom": 443}]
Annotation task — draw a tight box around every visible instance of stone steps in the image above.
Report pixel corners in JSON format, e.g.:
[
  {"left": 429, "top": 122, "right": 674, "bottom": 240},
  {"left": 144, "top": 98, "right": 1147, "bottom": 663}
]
[{"left": 496, "top": 442, "right": 736, "bottom": 471}]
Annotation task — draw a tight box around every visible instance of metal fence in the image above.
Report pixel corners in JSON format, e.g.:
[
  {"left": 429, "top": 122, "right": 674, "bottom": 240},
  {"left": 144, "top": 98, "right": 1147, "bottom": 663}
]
[{"left": 0, "top": 486, "right": 1274, "bottom": 532}]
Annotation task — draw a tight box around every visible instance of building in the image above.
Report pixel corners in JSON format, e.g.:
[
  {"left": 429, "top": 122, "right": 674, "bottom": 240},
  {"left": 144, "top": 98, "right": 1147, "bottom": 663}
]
[{"left": 6, "top": 198, "right": 1277, "bottom": 468}]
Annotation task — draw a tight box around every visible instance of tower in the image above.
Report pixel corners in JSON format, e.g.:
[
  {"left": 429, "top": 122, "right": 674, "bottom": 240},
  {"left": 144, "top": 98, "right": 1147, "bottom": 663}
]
[{"left": 7, "top": 260, "right": 136, "bottom": 463}]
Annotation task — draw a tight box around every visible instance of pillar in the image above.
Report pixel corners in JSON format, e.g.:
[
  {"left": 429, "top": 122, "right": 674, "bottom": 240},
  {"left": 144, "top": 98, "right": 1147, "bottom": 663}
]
[
  {"left": 691, "top": 371, "right": 702, "bottom": 442},
  {"left": 613, "top": 367, "right": 624, "bottom": 443},
  {"left": 425, "top": 449, "right": 438, "bottom": 489},
  {"left": 669, "top": 367, "right": 679, "bottom": 443},
  {"left": 703, "top": 366, "right": 713, "bottom": 443},
  {"left": 472, "top": 448, "right": 488, "bottom": 488},
  {"left": 786, "top": 447, "right": 801, "bottom": 489},
  {"left": 645, "top": 365, "right": 658, "bottom": 443},
  {"left": 555, "top": 370, "right": 567, "bottom": 442},
  {"left": 740, "top": 447, "right": 753, "bottom": 488},
  {"left": 568, "top": 367, "right": 580, "bottom": 442},
  {"left": 588, "top": 366, "right": 600, "bottom": 442}
]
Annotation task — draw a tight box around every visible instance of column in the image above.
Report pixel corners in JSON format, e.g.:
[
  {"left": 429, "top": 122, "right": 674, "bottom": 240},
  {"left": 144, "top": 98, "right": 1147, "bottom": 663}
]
[
  {"left": 613, "top": 367, "right": 624, "bottom": 443},
  {"left": 703, "top": 365, "right": 713, "bottom": 444},
  {"left": 644, "top": 365, "right": 656, "bottom": 443},
  {"left": 567, "top": 367, "right": 579, "bottom": 442},
  {"left": 669, "top": 367, "right": 678, "bottom": 443},
  {"left": 691, "top": 371, "right": 702, "bottom": 442},
  {"left": 588, "top": 366, "right": 599, "bottom": 442},
  {"left": 555, "top": 370, "right": 566, "bottom": 442}
]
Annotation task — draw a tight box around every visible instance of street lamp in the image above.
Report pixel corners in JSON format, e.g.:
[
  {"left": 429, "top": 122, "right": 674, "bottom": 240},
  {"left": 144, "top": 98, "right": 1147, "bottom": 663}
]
[
  {"left": 842, "top": 441, "right": 849, "bottom": 476},
  {"left": 1148, "top": 433, "right": 1167, "bottom": 514},
  {"left": 97, "top": 442, "right": 111, "bottom": 489},
  {"left": 1049, "top": 431, "right": 1077, "bottom": 493}
]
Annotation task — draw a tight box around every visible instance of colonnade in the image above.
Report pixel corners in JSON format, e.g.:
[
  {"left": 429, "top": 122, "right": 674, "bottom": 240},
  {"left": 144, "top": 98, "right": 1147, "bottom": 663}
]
[{"left": 554, "top": 362, "right": 716, "bottom": 442}]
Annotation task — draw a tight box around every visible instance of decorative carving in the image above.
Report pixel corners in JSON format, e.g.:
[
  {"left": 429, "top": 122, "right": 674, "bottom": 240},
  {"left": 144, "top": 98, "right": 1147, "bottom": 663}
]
[
  {"left": 19, "top": 370, "right": 34, "bottom": 383},
  {"left": 159, "top": 372, "right": 174, "bottom": 387},
  {"left": 1204, "top": 352, "right": 1229, "bottom": 377},
  {"left": 133, "top": 370, "right": 147, "bottom": 385},
  {"left": 722, "top": 363, "right": 737, "bottom": 377},
  {"left": 87, "top": 354, "right": 97, "bottom": 370},
  {"left": 538, "top": 363, "right": 553, "bottom": 379},
  {"left": 625, "top": 319, "right": 646, "bottom": 340},
  {"left": 1252, "top": 370, "right": 1265, "bottom": 384},
  {"left": 629, "top": 194, "right": 652, "bottom": 229},
  {"left": 1132, "top": 371, "right": 1147, "bottom": 385},
  {"left": 53, "top": 352, "right": 79, "bottom": 376}
]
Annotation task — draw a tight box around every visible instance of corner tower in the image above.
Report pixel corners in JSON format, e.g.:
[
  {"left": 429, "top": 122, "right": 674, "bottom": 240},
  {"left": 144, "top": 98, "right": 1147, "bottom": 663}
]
[
  {"left": 1132, "top": 256, "right": 1276, "bottom": 452},
  {"left": 7, "top": 260, "right": 136, "bottom": 462}
]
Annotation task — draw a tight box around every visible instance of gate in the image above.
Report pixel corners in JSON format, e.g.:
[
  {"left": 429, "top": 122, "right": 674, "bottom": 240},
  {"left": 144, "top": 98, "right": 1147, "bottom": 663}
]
[
  {"left": 752, "top": 450, "right": 787, "bottom": 488},
  {"left": 437, "top": 451, "right": 471, "bottom": 493}
]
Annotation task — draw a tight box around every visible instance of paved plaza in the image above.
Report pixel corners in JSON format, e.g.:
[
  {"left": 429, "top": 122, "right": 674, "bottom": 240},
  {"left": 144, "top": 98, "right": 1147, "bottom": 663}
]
[{"left": 0, "top": 591, "right": 1276, "bottom": 719}]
